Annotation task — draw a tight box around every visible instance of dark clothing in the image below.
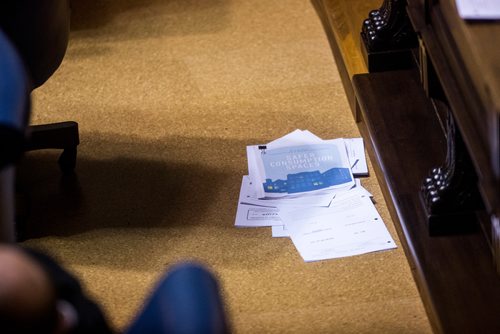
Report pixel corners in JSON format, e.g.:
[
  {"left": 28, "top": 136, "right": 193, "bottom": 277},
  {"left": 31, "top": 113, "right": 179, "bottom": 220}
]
[{"left": 23, "top": 248, "right": 114, "bottom": 334}]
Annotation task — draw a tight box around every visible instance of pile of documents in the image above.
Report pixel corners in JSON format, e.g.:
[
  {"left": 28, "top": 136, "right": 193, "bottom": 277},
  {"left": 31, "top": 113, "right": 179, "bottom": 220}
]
[{"left": 235, "top": 130, "right": 396, "bottom": 262}]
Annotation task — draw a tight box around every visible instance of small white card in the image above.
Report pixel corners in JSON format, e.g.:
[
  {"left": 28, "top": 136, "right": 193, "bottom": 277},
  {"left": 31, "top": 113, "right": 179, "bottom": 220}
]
[
  {"left": 271, "top": 225, "right": 289, "bottom": 238},
  {"left": 344, "top": 138, "right": 368, "bottom": 176},
  {"left": 456, "top": 0, "right": 500, "bottom": 20}
]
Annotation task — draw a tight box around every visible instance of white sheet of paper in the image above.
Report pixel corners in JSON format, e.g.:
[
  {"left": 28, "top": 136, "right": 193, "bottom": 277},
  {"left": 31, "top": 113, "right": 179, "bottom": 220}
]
[
  {"left": 235, "top": 176, "right": 283, "bottom": 227},
  {"left": 235, "top": 203, "right": 283, "bottom": 227},
  {"left": 455, "top": 0, "right": 500, "bottom": 19},
  {"left": 272, "top": 225, "right": 289, "bottom": 237},
  {"left": 266, "top": 129, "right": 323, "bottom": 149},
  {"left": 280, "top": 194, "right": 396, "bottom": 262},
  {"left": 272, "top": 183, "right": 373, "bottom": 237},
  {"left": 344, "top": 138, "right": 368, "bottom": 176},
  {"left": 242, "top": 193, "right": 335, "bottom": 208},
  {"left": 236, "top": 174, "right": 334, "bottom": 227},
  {"left": 348, "top": 179, "right": 373, "bottom": 198}
]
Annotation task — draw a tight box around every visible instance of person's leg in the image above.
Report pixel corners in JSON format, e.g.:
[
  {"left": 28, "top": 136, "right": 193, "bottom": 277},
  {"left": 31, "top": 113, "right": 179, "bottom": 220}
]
[
  {"left": 126, "top": 262, "right": 229, "bottom": 334},
  {"left": 0, "top": 245, "right": 59, "bottom": 333},
  {"left": 0, "top": 28, "right": 30, "bottom": 243}
]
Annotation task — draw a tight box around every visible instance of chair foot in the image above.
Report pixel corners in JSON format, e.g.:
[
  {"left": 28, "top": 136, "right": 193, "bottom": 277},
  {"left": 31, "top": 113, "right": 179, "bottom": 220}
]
[
  {"left": 25, "top": 121, "right": 80, "bottom": 172},
  {"left": 58, "top": 146, "right": 77, "bottom": 173}
]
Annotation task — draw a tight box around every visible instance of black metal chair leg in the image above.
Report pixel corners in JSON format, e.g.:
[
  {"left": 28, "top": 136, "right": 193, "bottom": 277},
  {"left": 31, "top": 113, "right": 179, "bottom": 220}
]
[
  {"left": 58, "top": 146, "right": 77, "bottom": 173},
  {"left": 25, "top": 121, "right": 80, "bottom": 173}
]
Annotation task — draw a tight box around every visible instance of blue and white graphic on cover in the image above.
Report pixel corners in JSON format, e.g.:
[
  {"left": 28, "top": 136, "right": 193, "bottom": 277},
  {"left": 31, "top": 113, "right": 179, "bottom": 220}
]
[{"left": 260, "top": 144, "right": 352, "bottom": 194}]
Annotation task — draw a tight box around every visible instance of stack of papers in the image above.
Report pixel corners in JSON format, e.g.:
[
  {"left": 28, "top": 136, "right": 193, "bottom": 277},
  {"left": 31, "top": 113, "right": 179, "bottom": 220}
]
[{"left": 235, "top": 130, "right": 396, "bottom": 262}]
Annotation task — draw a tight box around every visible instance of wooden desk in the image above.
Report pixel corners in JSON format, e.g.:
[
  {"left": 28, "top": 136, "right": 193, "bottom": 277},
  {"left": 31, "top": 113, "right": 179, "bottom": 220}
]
[{"left": 313, "top": 0, "right": 500, "bottom": 332}]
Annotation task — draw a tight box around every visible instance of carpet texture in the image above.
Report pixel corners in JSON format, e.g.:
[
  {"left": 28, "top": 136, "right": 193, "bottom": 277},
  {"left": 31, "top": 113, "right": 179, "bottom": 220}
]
[{"left": 19, "top": 0, "right": 432, "bottom": 332}]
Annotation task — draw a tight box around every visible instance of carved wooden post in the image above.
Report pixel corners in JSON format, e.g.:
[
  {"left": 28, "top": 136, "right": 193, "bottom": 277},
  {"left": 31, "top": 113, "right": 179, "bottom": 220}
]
[
  {"left": 420, "top": 103, "right": 484, "bottom": 234},
  {"left": 360, "top": 0, "right": 417, "bottom": 71}
]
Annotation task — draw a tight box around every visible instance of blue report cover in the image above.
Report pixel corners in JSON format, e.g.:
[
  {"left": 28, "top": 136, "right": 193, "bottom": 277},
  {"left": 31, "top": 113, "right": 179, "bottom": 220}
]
[{"left": 257, "top": 143, "right": 353, "bottom": 195}]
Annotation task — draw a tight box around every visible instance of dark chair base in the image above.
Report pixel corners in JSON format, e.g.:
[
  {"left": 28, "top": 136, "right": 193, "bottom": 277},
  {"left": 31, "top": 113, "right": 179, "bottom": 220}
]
[{"left": 25, "top": 121, "right": 79, "bottom": 173}]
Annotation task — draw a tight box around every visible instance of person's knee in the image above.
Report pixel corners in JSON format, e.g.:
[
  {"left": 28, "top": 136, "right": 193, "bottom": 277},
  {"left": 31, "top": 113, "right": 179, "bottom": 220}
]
[
  {"left": 0, "top": 245, "right": 59, "bottom": 333},
  {"left": 127, "top": 262, "right": 229, "bottom": 334}
]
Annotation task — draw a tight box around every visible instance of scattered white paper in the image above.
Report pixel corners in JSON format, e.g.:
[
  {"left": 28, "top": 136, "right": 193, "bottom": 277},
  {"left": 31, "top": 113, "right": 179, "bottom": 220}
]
[
  {"left": 238, "top": 175, "right": 335, "bottom": 207},
  {"left": 456, "top": 0, "right": 500, "bottom": 20},
  {"left": 280, "top": 193, "right": 396, "bottom": 262},
  {"left": 235, "top": 176, "right": 283, "bottom": 227},
  {"left": 272, "top": 179, "right": 374, "bottom": 238},
  {"left": 236, "top": 130, "right": 394, "bottom": 262}
]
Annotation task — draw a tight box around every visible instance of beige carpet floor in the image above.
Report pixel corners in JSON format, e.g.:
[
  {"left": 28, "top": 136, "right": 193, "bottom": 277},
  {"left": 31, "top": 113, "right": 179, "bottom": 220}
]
[{"left": 20, "top": 0, "right": 432, "bottom": 332}]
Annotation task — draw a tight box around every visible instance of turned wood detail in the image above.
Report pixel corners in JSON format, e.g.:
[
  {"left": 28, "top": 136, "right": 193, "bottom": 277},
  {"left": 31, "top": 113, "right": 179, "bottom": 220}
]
[
  {"left": 361, "top": 0, "right": 417, "bottom": 52},
  {"left": 421, "top": 104, "right": 483, "bottom": 221}
]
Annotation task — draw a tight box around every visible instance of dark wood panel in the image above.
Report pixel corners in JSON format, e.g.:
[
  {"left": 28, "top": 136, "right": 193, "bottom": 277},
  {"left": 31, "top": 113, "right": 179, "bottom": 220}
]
[
  {"left": 439, "top": 0, "right": 500, "bottom": 117},
  {"left": 407, "top": 1, "right": 500, "bottom": 216},
  {"left": 353, "top": 69, "right": 500, "bottom": 334}
]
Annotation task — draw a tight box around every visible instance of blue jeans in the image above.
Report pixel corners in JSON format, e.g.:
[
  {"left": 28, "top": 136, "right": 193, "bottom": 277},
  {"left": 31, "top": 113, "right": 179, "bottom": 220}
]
[{"left": 126, "top": 262, "right": 229, "bottom": 334}]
